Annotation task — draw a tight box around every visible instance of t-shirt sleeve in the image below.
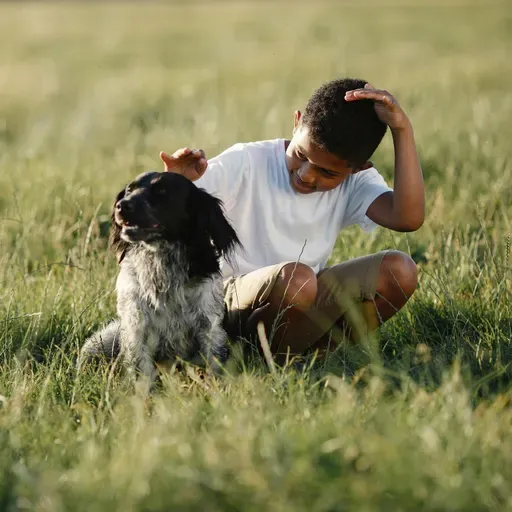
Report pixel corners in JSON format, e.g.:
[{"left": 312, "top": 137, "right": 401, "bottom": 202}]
[
  {"left": 194, "top": 143, "right": 248, "bottom": 211},
  {"left": 343, "top": 167, "right": 393, "bottom": 233}
]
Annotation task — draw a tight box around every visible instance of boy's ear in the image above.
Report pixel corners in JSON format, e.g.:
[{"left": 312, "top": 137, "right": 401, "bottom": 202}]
[
  {"left": 351, "top": 161, "right": 374, "bottom": 174},
  {"left": 293, "top": 110, "right": 302, "bottom": 133}
]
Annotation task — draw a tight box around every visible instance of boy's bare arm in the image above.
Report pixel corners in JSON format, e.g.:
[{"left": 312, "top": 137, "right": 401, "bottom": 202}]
[
  {"left": 160, "top": 148, "right": 207, "bottom": 181},
  {"left": 345, "top": 84, "right": 425, "bottom": 232}
]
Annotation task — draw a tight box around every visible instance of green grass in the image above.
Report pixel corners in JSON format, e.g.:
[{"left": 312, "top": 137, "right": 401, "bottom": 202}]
[{"left": 0, "top": 1, "right": 511, "bottom": 510}]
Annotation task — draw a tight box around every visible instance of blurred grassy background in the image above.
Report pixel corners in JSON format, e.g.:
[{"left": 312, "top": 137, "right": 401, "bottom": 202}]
[{"left": 0, "top": 1, "right": 511, "bottom": 510}]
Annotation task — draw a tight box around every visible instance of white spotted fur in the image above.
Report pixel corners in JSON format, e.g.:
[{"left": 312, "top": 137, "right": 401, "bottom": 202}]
[{"left": 80, "top": 240, "right": 228, "bottom": 386}]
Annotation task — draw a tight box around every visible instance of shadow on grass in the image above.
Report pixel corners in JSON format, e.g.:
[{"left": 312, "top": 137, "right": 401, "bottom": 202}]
[
  {"left": 309, "top": 298, "right": 512, "bottom": 400},
  {"left": 0, "top": 311, "right": 90, "bottom": 367},
  {"left": 2, "top": 298, "right": 510, "bottom": 401}
]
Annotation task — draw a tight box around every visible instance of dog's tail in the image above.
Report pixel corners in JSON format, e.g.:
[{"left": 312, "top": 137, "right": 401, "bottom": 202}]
[{"left": 79, "top": 320, "right": 121, "bottom": 366}]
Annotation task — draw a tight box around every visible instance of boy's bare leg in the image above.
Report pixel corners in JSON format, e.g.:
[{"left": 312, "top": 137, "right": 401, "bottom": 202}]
[
  {"left": 244, "top": 262, "right": 319, "bottom": 361},
  {"left": 311, "top": 252, "right": 418, "bottom": 356},
  {"left": 245, "top": 252, "right": 418, "bottom": 363}
]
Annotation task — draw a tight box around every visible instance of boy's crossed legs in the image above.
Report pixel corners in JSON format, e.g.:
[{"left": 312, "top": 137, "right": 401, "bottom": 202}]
[{"left": 223, "top": 251, "right": 418, "bottom": 363}]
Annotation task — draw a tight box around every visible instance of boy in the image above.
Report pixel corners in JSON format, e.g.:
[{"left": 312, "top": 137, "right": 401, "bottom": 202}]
[{"left": 160, "top": 78, "right": 424, "bottom": 362}]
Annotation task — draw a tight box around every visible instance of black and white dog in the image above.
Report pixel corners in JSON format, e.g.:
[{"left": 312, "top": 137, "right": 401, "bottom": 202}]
[{"left": 80, "top": 171, "right": 240, "bottom": 386}]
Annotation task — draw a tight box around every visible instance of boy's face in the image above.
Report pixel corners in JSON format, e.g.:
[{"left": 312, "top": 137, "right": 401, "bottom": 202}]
[{"left": 285, "top": 111, "right": 371, "bottom": 194}]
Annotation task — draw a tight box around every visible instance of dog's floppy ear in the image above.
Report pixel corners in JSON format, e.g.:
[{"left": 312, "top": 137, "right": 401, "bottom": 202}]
[
  {"left": 109, "top": 188, "right": 130, "bottom": 264},
  {"left": 194, "top": 187, "right": 241, "bottom": 261}
]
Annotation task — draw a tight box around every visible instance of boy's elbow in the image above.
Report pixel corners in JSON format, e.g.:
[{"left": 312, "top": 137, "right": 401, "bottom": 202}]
[
  {"left": 395, "top": 202, "right": 425, "bottom": 232},
  {"left": 397, "top": 216, "right": 424, "bottom": 232}
]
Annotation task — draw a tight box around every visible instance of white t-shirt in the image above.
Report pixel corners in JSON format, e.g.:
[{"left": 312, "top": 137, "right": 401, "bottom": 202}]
[{"left": 195, "top": 139, "right": 392, "bottom": 278}]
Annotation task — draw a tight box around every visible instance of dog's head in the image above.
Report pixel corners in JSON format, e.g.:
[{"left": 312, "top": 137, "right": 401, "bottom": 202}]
[{"left": 110, "top": 172, "right": 240, "bottom": 267}]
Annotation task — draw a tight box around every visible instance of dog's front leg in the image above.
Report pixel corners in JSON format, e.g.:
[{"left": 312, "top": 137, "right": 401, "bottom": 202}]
[
  {"left": 196, "top": 315, "right": 229, "bottom": 375},
  {"left": 120, "top": 313, "right": 157, "bottom": 390}
]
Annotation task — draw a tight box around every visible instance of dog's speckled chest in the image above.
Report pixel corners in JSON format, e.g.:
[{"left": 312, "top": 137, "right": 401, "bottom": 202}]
[{"left": 116, "top": 242, "right": 224, "bottom": 360}]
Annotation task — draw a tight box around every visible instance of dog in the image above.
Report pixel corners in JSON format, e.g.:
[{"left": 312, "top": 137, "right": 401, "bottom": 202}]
[{"left": 79, "top": 171, "right": 241, "bottom": 387}]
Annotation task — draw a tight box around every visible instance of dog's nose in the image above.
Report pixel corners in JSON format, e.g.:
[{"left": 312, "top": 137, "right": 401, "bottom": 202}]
[{"left": 117, "top": 198, "right": 134, "bottom": 214}]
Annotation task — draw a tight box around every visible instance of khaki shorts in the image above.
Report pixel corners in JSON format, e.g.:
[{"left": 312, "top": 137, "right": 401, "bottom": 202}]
[{"left": 223, "top": 251, "right": 389, "bottom": 340}]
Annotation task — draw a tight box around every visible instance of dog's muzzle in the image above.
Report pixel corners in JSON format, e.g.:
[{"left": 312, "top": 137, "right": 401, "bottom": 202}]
[{"left": 115, "top": 198, "right": 161, "bottom": 242}]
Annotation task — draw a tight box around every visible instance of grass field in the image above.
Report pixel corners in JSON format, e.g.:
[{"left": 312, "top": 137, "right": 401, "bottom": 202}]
[{"left": 0, "top": 1, "right": 511, "bottom": 510}]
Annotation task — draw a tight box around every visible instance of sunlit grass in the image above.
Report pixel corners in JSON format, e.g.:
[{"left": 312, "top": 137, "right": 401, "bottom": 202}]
[{"left": 0, "top": 1, "right": 511, "bottom": 510}]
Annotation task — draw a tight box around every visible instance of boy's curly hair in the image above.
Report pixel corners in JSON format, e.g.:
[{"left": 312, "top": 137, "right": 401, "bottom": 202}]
[{"left": 302, "top": 78, "right": 387, "bottom": 167}]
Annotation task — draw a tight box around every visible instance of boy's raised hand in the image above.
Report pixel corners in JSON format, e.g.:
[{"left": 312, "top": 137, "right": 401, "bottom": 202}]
[
  {"left": 159, "top": 148, "right": 207, "bottom": 182},
  {"left": 344, "top": 83, "right": 410, "bottom": 131}
]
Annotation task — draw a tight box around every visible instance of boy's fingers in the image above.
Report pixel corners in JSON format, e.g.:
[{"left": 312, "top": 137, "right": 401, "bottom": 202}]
[
  {"left": 198, "top": 158, "right": 208, "bottom": 172},
  {"left": 160, "top": 149, "right": 188, "bottom": 165},
  {"left": 346, "top": 89, "right": 384, "bottom": 98},
  {"left": 160, "top": 151, "right": 175, "bottom": 168},
  {"left": 345, "top": 89, "right": 395, "bottom": 105},
  {"left": 192, "top": 149, "right": 206, "bottom": 160},
  {"left": 160, "top": 148, "right": 206, "bottom": 168},
  {"left": 364, "top": 82, "right": 375, "bottom": 89},
  {"left": 171, "top": 147, "right": 192, "bottom": 158},
  {"left": 172, "top": 148, "right": 205, "bottom": 161}
]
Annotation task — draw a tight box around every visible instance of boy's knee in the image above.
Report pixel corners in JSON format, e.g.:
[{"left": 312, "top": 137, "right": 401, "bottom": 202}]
[
  {"left": 378, "top": 251, "right": 418, "bottom": 299},
  {"left": 270, "top": 262, "right": 318, "bottom": 311}
]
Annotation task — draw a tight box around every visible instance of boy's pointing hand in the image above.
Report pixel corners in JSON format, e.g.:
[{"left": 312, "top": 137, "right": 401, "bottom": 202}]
[{"left": 160, "top": 148, "right": 207, "bottom": 182}]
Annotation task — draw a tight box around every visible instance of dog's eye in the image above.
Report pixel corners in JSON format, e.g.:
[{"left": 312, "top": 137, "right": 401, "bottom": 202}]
[{"left": 155, "top": 187, "right": 167, "bottom": 196}]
